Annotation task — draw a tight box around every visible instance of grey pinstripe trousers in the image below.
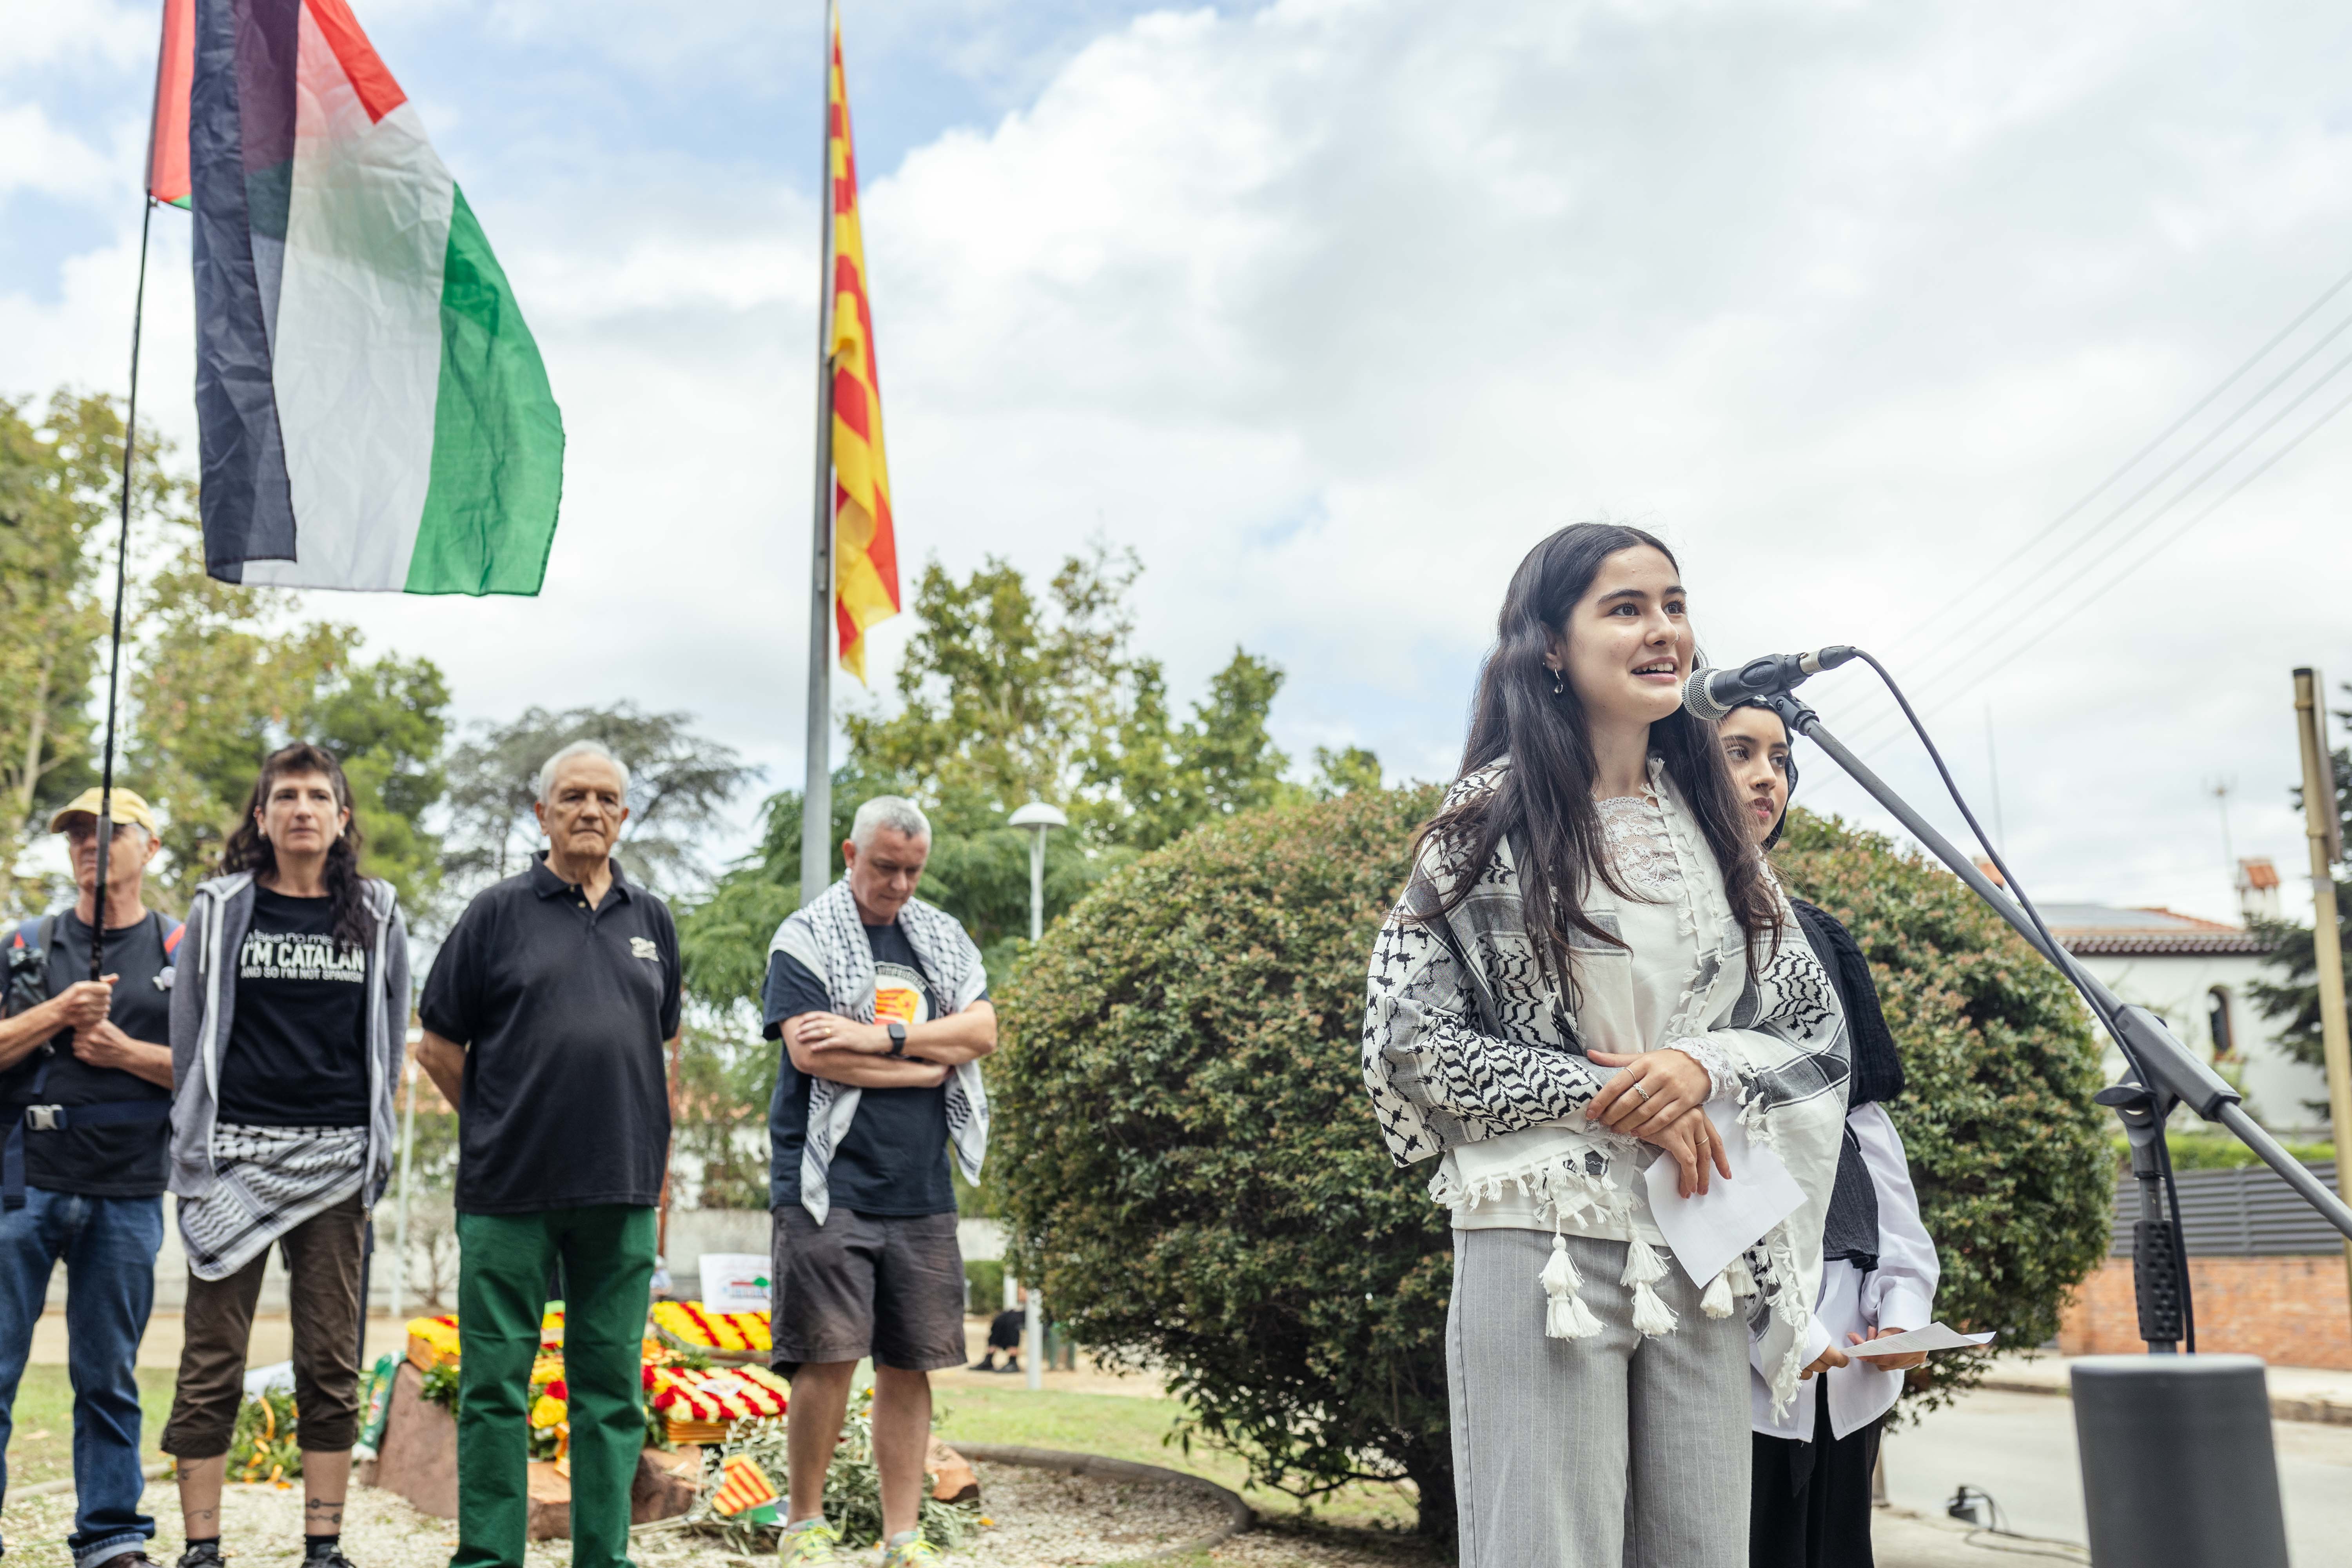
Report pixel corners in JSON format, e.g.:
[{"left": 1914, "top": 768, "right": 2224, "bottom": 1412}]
[{"left": 1448, "top": 1229, "right": 1751, "bottom": 1568}]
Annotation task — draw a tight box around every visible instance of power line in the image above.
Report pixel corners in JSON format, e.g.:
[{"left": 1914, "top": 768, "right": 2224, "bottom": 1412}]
[
  {"left": 1879, "top": 260, "right": 2352, "bottom": 658},
  {"left": 1810, "top": 374, "right": 2352, "bottom": 795},
  {"left": 1870, "top": 306, "right": 2352, "bottom": 693},
  {"left": 1836, "top": 338, "right": 2352, "bottom": 749}
]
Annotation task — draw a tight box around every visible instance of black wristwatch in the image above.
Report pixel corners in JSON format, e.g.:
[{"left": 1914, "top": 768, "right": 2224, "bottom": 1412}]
[{"left": 885, "top": 1020, "right": 908, "bottom": 1057}]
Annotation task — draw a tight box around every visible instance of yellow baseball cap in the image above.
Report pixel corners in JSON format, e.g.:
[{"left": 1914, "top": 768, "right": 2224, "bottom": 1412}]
[{"left": 48, "top": 786, "right": 160, "bottom": 839}]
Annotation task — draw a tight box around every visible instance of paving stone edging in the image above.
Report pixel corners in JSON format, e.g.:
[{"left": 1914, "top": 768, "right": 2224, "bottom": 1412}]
[
  {"left": 1975, "top": 1370, "right": 2352, "bottom": 1426},
  {"left": 952, "top": 1444, "right": 1254, "bottom": 1561}
]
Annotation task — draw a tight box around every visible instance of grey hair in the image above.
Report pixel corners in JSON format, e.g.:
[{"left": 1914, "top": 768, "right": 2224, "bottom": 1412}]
[
  {"left": 851, "top": 795, "right": 931, "bottom": 848},
  {"left": 536, "top": 739, "right": 632, "bottom": 805}
]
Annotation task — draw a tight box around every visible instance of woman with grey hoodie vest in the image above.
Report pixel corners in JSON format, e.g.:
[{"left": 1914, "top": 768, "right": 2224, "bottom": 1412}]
[{"left": 162, "top": 744, "right": 409, "bottom": 1568}]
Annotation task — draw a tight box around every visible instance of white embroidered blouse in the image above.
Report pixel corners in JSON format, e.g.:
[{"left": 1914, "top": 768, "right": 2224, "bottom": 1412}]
[{"left": 1443, "top": 784, "right": 1734, "bottom": 1241}]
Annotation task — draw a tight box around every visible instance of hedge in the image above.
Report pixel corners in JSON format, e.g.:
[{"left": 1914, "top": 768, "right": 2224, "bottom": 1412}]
[{"left": 993, "top": 789, "right": 2114, "bottom": 1535}]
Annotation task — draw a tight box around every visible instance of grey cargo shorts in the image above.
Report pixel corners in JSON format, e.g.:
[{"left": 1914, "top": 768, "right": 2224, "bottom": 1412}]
[{"left": 768, "top": 1203, "right": 967, "bottom": 1374}]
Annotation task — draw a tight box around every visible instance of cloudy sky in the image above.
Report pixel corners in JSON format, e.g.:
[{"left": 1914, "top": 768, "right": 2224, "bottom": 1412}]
[{"left": 7, "top": 0, "right": 2352, "bottom": 924}]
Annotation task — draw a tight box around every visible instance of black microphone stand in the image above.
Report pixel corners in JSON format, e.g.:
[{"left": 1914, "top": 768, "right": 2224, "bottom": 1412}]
[
  {"left": 1771, "top": 694, "right": 2352, "bottom": 1267},
  {"left": 1764, "top": 680, "right": 2345, "bottom": 1566}
]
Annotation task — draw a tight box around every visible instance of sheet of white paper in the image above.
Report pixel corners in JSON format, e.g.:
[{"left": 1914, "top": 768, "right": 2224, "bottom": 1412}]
[
  {"left": 1843, "top": 1322, "right": 1997, "bottom": 1356},
  {"left": 698, "top": 1252, "right": 774, "bottom": 1312},
  {"left": 1642, "top": 1100, "right": 1806, "bottom": 1287}
]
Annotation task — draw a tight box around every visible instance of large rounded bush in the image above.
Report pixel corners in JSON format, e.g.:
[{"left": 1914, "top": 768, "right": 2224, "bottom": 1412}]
[
  {"left": 994, "top": 792, "right": 2114, "bottom": 1535},
  {"left": 995, "top": 786, "right": 1456, "bottom": 1532}
]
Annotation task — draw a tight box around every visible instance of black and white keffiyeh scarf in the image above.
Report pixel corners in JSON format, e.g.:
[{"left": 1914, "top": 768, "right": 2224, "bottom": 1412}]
[
  {"left": 1361, "top": 759, "right": 1853, "bottom": 1414},
  {"left": 769, "top": 879, "right": 989, "bottom": 1225},
  {"left": 178, "top": 1123, "right": 366, "bottom": 1280}
]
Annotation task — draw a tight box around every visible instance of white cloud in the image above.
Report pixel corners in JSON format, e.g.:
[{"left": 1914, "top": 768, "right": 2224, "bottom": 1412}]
[
  {"left": 0, "top": 0, "right": 156, "bottom": 75},
  {"left": 11, "top": 0, "right": 2352, "bottom": 931},
  {"left": 0, "top": 104, "right": 118, "bottom": 199}
]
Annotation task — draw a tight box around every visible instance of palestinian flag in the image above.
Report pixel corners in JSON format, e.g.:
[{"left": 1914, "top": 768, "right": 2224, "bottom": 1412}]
[{"left": 183, "top": 0, "right": 563, "bottom": 593}]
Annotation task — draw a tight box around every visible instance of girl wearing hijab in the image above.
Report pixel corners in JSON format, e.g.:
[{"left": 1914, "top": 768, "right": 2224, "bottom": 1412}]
[
  {"left": 1718, "top": 700, "right": 1940, "bottom": 1568},
  {"left": 1363, "top": 524, "right": 1853, "bottom": 1568}
]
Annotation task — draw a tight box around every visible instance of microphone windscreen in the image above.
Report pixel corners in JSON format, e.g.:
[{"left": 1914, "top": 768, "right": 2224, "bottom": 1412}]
[{"left": 1683, "top": 668, "right": 1733, "bottom": 723}]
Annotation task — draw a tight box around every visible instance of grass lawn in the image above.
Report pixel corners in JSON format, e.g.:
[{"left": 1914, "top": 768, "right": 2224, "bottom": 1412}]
[
  {"left": 5, "top": 1367, "right": 175, "bottom": 1488},
  {"left": 4, "top": 1367, "right": 1437, "bottom": 1561},
  {"left": 932, "top": 1385, "right": 1423, "bottom": 1536}
]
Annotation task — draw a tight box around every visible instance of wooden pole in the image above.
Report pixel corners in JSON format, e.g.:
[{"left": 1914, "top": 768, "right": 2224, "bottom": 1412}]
[{"left": 2290, "top": 667, "right": 2352, "bottom": 1310}]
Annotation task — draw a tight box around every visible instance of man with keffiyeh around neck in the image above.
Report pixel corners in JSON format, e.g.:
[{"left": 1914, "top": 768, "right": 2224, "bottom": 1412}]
[{"left": 761, "top": 797, "right": 996, "bottom": 1568}]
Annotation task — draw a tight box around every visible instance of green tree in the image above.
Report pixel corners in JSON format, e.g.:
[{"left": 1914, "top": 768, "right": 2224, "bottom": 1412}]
[
  {"left": 2249, "top": 691, "right": 2352, "bottom": 1112},
  {"left": 671, "top": 1020, "right": 779, "bottom": 1211},
  {"left": 0, "top": 392, "right": 184, "bottom": 916},
  {"left": 995, "top": 796, "right": 2113, "bottom": 1537},
  {"left": 440, "top": 702, "right": 757, "bottom": 896},
  {"left": 845, "top": 545, "right": 1139, "bottom": 830},
  {"left": 844, "top": 546, "right": 1303, "bottom": 849},
  {"left": 682, "top": 553, "right": 1343, "bottom": 1014},
  {"left": 128, "top": 528, "right": 452, "bottom": 913},
  {"left": 1311, "top": 745, "right": 1383, "bottom": 799}
]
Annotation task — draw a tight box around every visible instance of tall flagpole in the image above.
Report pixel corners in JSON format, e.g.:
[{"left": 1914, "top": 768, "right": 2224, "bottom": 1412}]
[
  {"left": 92, "top": 198, "right": 156, "bottom": 982},
  {"left": 800, "top": 0, "right": 840, "bottom": 906}
]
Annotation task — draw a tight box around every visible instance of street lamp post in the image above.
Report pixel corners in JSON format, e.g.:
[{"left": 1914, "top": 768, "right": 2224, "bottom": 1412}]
[
  {"left": 1005, "top": 800, "right": 1067, "bottom": 1389},
  {"left": 1007, "top": 800, "right": 1068, "bottom": 943}
]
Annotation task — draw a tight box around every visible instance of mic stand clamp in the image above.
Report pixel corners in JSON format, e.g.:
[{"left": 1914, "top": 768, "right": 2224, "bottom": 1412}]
[{"left": 2094, "top": 1074, "right": 2184, "bottom": 1351}]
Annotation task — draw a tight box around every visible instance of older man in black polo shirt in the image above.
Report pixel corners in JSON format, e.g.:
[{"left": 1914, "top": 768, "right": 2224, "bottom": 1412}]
[{"left": 417, "top": 740, "right": 679, "bottom": 1568}]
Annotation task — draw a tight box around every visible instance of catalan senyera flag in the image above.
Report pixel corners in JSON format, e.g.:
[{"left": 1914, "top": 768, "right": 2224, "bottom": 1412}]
[
  {"left": 711, "top": 1453, "right": 780, "bottom": 1518},
  {"left": 181, "top": 0, "right": 564, "bottom": 594},
  {"left": 825, "top": 8, "right": 900, "bottom": 683}
]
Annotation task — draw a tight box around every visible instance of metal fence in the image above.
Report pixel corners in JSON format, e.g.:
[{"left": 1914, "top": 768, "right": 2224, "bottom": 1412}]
[{"left": 2107, "top": 1161, "right": 2345, "bottom": 1257}]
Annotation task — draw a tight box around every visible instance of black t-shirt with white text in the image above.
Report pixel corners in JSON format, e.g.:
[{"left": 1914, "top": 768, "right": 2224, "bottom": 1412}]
[
  {"left": 216, "top": 887, "right": 370, "bottom": 1127},
  {"left": 0, "top": 911, "right": 175, "bottom": 1198}
]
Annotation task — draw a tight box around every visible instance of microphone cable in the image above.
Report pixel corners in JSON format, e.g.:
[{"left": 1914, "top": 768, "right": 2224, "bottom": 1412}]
[{"left": 1837, "top": 648, "right": 2198, "bottom": 1353}]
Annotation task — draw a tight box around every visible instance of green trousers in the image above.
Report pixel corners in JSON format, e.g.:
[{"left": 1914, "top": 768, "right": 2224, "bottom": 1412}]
[{"left": 452, "top": 1205, "right": 656, "bottom": 1568}]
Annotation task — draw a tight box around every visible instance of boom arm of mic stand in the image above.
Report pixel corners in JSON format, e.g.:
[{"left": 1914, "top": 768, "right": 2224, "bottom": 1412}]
[{"left": 1780, "top": 700, "right": 2352, "bottom": 1244}]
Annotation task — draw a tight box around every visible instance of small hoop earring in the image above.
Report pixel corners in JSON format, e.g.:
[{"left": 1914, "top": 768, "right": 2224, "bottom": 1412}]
[{"left": 1550, "top": 669, "right": 1564, "bottom": 697}]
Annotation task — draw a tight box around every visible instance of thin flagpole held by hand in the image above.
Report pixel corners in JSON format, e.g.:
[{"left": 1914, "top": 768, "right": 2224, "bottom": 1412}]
[{"left": 92, "top": 196, "right": 154, "bottom": 983}]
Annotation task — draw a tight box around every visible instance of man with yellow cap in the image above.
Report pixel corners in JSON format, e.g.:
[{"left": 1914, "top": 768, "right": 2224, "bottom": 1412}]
[{"left": 0, "top": 787, "right": 180, "bottom": 1568}]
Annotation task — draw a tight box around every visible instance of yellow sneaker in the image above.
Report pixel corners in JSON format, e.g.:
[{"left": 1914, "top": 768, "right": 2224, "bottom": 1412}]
[
  {"left": 778, "top": 1520, "right": 842, "bottom": 1568},
  {"left": 879, "top": 1537, "right": 944, "bottom": 1568}
]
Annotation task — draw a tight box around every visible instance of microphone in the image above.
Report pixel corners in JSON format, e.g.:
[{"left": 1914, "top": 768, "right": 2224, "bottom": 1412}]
[{"left": 1682, "top": 646, "right": 1858, "bottom": 722}]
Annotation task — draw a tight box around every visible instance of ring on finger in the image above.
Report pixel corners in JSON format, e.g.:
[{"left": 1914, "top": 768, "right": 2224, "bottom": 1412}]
[{"left": 1633, "top": 1082, "right": 1653, "bottom": 1102}]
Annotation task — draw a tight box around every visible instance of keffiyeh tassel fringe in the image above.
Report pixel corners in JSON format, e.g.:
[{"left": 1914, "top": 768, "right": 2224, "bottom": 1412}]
[
  {"left": 1619, "top": 1235, "right": 1678, "bottom": 1338},
  {"left": 1699, "top": 1250, "right": 1761, "bottom": 1319},
  {"left": 1539, "top": 1233, "right": 1603, "bottom": 1341}
]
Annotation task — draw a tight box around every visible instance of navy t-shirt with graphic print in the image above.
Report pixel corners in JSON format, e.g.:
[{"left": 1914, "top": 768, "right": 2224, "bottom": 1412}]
[
  {"left": 764, "top": 918, "right": 983, "bottom": 1219},
  {"left": 216, "top": 886, "right": 371, "bottom": 1127}
]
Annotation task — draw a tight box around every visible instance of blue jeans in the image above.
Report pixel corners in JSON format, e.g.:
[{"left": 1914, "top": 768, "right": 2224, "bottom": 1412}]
[{"left": 0, "top": 1187, "right": 163, "bottom": 1568}]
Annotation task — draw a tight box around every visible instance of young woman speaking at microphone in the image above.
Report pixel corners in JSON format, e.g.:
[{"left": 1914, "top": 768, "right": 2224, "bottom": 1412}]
[{"left": 1363, "top": 523, "right": 1852, "bottom": 1568}]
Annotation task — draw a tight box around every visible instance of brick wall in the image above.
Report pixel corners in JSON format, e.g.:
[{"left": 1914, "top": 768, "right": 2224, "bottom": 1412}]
[{"left": 2058, "top": 1254, "right": 2352, "bottom": 1369}]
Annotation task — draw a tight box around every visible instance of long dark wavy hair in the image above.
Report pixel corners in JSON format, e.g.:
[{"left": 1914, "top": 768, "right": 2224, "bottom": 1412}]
[
  {"left": 1421, "top": 523, "right": 1780, "bottom": 994},
  {"left": 219, "top": 743, "right": 373, "bottom": 950}
]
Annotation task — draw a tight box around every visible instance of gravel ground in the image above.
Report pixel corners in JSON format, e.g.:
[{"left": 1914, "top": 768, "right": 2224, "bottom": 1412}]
[{"left": 0, "top": 1463, "right": 1440, "bottom": 1568}]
